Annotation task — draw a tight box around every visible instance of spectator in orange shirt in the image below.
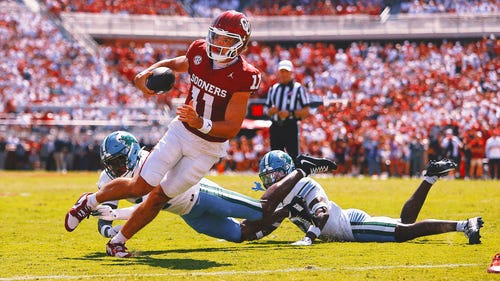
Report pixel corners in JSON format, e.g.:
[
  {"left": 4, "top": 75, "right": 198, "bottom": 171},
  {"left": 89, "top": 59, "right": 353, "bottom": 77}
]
[{"left": 466, "top": 131, "right": 486, "bottom": 179}]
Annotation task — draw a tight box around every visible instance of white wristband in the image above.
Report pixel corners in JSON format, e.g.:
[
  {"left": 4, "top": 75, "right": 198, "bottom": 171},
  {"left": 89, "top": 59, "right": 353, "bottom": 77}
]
[{"left": 198, "top": 118, "right": 213, "bottom": 134}]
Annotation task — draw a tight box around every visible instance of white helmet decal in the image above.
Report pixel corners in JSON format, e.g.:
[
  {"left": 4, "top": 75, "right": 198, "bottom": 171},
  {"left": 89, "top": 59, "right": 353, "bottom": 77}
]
[{"left": 240, "top": 18, "right": 250, "bottom": 35}]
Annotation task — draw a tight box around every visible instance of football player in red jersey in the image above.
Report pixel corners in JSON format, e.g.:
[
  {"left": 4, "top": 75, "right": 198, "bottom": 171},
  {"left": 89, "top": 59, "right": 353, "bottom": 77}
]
[{"left": 64, "top": 10, "right": 262, "bottom": 257}]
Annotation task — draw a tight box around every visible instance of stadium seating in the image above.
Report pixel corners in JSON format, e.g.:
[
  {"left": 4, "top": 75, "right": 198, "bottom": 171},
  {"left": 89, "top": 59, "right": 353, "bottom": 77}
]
[{"left": 0, "top": 0, "right": 498, "bottom": 178}]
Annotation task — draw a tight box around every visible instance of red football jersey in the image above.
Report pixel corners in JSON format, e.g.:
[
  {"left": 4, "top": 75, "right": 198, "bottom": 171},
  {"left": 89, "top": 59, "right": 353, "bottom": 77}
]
[{"left": 184, "top": 39, "right": 261, "bottom": 142}]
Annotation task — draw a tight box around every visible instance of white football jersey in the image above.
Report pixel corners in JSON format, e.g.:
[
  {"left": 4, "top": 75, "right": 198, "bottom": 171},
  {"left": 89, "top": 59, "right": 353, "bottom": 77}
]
[
  {"left": 319, "top": 201, "right": 355, "bottom": 241},
  {"left": 282, "top": 177, "right": 355, "bottom": 242},
  {"left": 96, "top": 149, "right": 201, "bottom": 215},
  {"left": 96, "top": 149, "right": 150, "bottom": 207}
]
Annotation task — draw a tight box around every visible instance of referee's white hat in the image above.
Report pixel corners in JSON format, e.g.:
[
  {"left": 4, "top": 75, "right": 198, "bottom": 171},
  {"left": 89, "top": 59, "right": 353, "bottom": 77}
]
[{"left": 278, "top": 60, "right": 293, "bottom": 71}]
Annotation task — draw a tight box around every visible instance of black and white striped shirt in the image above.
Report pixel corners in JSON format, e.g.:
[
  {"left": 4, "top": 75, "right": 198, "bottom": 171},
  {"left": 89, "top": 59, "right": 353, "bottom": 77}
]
[{"left": 264, "top": 81, "right": 310, "bottom": 123}]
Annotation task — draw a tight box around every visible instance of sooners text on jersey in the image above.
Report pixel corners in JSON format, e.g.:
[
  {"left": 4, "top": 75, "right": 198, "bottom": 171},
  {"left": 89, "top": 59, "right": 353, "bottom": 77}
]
[{"left": 183, "top": 39, "right": 261, "bottom": 142}]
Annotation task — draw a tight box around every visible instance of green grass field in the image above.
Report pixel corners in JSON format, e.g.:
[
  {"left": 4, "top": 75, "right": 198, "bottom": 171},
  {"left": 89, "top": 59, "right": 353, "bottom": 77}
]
[{"left": 0, "top": 171, "right": 498, "bottom": 281}]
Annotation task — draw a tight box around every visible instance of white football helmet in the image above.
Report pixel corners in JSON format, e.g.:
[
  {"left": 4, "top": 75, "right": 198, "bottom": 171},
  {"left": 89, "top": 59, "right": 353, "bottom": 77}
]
[{"left": 206, "top": 10, "right": 251, "bottom": 62}]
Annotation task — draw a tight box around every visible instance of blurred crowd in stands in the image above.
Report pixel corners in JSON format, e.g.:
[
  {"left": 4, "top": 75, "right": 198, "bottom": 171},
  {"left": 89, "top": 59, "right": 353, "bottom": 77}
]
[
  {"left": 1, "top": 0, "right": 499, "bottom": 179},
  {"left": 42, "top": 0, "right": 500, "bottom": 17}
]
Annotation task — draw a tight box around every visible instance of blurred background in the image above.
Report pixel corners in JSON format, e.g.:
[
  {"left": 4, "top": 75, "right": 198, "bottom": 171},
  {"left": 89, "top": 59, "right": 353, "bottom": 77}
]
[{"left": 0, "top": 0, "right": 499, "bottom": 179}]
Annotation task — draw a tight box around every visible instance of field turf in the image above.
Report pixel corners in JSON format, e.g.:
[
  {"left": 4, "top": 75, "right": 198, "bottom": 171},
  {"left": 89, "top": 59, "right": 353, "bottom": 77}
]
[{"left": 0, "top": 171, "right": 498, "bottom": 281}]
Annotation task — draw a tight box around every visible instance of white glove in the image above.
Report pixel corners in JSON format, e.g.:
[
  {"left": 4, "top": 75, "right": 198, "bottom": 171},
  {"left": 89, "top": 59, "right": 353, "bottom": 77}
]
[
  {"left": 291, "top": 236, "right": 312, "bottom": 246},
  {"left": 93, "top": 205, "right": 118, "bottom": 221},
  {"left": 100, "top": 224, "right": 122, "bottom": 238}
]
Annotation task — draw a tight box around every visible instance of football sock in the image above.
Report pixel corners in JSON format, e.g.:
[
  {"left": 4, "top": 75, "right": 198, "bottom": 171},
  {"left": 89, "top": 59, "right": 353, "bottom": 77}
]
[
  {"left": 87, "top": 194, "right": 98, "bottom": 209},
  {"left": 110, "top": 231, "right": 128, "bottom": 244},
  {"left": 456, "top": 221, "right": 467, "bottom": 232},
  {"left": 424, "top": 175, "right": 438, "bottom": 185}
]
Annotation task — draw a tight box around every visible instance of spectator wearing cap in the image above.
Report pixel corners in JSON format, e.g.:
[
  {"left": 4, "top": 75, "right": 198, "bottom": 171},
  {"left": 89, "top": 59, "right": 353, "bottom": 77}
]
[{"left": 264, "top": 60, "right": 311, "bottom": 160}]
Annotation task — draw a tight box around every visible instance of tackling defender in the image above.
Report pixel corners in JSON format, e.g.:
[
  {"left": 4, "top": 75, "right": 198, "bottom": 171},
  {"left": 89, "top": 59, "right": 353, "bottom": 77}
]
[
  {"left": 90, "top": 131, "right": 285, "bottom": 256},
  {"left": 258, "top": 150, "right": 484, "bottom": 246}
]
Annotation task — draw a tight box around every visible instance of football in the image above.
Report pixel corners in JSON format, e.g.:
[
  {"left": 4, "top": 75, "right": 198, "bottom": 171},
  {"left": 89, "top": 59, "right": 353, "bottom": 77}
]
[{"left": 146, "top": 67, "right": 175, "bottom": 93}]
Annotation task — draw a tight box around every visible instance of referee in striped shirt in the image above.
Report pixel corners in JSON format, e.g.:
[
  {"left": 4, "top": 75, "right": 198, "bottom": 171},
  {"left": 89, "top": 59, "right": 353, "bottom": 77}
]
[{"left": 264, "top": 60, "right": 311, "bottom": 160}]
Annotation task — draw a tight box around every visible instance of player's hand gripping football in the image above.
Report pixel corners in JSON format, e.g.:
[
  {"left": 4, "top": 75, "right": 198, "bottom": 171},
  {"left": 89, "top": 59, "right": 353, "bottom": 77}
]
[{"left": 133, "top": 69, "right": 155, "bottom": 96}]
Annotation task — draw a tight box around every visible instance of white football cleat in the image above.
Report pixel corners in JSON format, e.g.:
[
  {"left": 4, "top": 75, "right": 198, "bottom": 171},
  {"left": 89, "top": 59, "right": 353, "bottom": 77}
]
[
  {"left": 106, "top": 241, "right": 132, "bottom": 258},
  {"left": 64, "top": 192, "right": 93, "bottom": 232},
  {"left": 291, "top": 237, "right": 312, "bottom": 246}
]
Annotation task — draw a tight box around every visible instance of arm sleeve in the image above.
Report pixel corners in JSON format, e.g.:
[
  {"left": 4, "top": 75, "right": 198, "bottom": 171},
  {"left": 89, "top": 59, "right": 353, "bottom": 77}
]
[{"left": 112, "top": 205, "right": 139, "bottom": 220}]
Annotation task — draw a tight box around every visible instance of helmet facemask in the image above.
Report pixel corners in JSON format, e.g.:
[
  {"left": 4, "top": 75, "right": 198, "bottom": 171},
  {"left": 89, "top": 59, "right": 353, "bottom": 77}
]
[
  {"left": 206, "top": 27, "right": 244, "bottom": 62},
  {"left": 259, "top": 168, "right": 287, "bottom": 189},
  {"left": 102, "top": 153, "right": 128, "bottom": 179}
]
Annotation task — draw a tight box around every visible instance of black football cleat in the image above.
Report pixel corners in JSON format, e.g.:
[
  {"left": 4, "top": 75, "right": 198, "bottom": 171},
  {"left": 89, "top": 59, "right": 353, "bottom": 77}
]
[
  {"left": 464, "top": 216, "right": 484, "bottom": 245},
  {"left": 295, "top": 154, "right": 337, "bottom": 176},
  {"left": 424, "top": 158, "right": 457, "bottom": 177}
]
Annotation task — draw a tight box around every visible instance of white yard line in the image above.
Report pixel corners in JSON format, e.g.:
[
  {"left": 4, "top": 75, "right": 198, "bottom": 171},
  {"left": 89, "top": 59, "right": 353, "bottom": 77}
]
[{"left": 0, "top": 263, "right": 482, "bottom": 280}]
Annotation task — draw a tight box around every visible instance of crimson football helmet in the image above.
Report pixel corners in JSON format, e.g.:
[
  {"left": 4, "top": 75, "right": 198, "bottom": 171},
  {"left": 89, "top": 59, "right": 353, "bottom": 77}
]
[{"left": 206, "top": 10, "right": 251, "bottom": 62}]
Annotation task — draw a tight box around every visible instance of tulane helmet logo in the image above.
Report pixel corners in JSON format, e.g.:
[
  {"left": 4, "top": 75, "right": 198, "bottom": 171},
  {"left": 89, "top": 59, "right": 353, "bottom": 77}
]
[{"left": 118, "top": 133, "right": 138, "bottom": 146}]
